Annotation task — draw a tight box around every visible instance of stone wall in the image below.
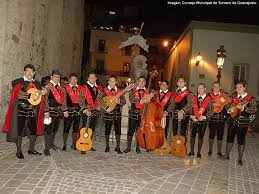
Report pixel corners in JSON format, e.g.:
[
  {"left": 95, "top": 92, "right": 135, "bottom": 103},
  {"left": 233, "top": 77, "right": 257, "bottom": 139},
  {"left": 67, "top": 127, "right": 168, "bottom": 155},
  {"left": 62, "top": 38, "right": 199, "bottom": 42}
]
[{"left": 0, "top": 0, "right": 85, "bottom": 127}]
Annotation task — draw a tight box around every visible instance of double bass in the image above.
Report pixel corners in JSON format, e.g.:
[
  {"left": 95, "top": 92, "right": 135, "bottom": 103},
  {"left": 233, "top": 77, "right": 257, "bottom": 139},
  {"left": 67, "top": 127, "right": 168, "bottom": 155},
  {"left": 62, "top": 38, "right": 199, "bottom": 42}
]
[{"left": 136, "top": 71, "right": 165, "bottom": 151}]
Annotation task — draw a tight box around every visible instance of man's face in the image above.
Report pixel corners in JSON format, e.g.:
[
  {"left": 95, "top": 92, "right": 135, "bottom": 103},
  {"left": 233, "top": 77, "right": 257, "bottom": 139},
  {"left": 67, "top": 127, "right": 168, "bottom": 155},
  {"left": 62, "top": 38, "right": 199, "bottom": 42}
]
[
  {"left": 24, "top": 68, "right": 35, "bottom": 81},
  {"left": 51, "top": 75, "right": 60, "bottom": 84},
  {"left": 177, "top": 78, "right": 186, "bottom": 88},
  {"left": 236, "top": 84, "right": 245, "bottom": 94},
  {"left": 69, "top": 76, "right": 78, "bottom": 86},
  {"left": 88, "top": 74, "right": 97, "bottom": 84},
  {"left": 138, "top": 78, "right": 146, "bottom": 88},
  {"left": 212, "top": 83, "right": 221, "bottom": 93},
  {"left": 160, "top": 82, "right": 168, "bottom": 91},
  {"left": 108, "top": 77, "right": 117, "bottom": 88},
  {"left": 198, "top": 84, "right": 206, "bottom": 95}
]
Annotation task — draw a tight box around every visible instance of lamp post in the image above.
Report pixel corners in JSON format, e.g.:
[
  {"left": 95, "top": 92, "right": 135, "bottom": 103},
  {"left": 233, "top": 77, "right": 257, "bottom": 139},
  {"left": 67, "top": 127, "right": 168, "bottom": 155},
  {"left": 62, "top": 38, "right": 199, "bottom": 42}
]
[{"left": 216, "top": 45, "right": 226, "bottom": 83}]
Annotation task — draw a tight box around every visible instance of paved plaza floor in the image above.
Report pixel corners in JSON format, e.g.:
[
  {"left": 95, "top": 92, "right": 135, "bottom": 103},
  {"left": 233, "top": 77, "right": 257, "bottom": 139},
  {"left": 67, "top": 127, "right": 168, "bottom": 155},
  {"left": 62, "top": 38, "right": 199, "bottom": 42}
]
[{"left": 0, "top": 123, "right": 259, "bottom": 194}]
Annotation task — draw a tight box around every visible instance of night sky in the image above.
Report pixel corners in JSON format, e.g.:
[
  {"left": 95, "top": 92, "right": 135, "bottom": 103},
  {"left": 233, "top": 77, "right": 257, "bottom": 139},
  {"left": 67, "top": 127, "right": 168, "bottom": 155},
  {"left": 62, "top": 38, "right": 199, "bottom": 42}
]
[{"left": 95, "top": 0, "right": 259, "bottom": 37}]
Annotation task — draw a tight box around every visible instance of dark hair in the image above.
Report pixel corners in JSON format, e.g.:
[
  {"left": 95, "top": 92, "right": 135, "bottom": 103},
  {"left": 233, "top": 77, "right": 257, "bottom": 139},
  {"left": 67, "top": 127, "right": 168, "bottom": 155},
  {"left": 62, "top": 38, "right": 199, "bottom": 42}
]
[
  {"left": 69, "top": 73, "right": 78, "bottom": 79},
  {"left": 41, "top": 76, "right": 50, "bottom": 86},
  {"left": 108, "top": 75, "right": 117, "bottom": 80},
  {"left": 88, "top": 71, "right": 96, "bottom": 77},
  {"left": 212, "top": 81, "right": 220, "bottom": 86},
  {"left": 24, "top": 64, "right": 35, "bottom": 72},
  {"left": 138, "top": 76, "right": 146, "bottom": 81},
  {"left": 51, "top": 69, "right": 61, "bottom": 76},
  {"left": 236, "top": 81, "right": 247, "bottom": 87},
  {"left": 160, "top": 80, "right": 169, "bottom": 85},
  {"left": 177, "top": 77, "right": 186, "bottom": 82},
  {"left": 198, "top": 82, "right": 206, "bottom": 88}
]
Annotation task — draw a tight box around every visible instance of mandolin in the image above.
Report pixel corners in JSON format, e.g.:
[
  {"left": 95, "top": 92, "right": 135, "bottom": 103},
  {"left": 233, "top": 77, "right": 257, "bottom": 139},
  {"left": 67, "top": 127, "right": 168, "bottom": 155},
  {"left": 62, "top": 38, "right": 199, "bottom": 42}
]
[
  {"left": 75, "top": 115, "right": 93, "bottom": 152},
  {"left": 102, "top": 83, "right": 135, "bottom": 112},
  {"left": 27, "top": 88, "right": 43, "bottom": 106},
  {"left": 171, "top": 118, "right": 187, "bottom": 157}
]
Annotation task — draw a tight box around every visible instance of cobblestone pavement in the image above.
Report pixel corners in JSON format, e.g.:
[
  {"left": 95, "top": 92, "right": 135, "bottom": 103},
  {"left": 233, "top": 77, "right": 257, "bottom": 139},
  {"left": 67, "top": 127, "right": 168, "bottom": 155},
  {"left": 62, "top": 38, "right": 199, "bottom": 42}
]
[{"left": 0, "top": 123, "right": 259, "bottom": 194}]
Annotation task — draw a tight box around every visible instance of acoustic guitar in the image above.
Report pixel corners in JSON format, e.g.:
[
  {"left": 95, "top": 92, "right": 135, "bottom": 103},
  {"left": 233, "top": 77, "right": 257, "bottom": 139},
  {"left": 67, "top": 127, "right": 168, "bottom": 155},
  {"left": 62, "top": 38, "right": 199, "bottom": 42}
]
[
  {"left": 171, "top": 118, "right": 187, "bottom": 157},
  {"left": 230, "top": 99, "right": 249, "bottom": 118},
  {"left": 27, "top": 88, "right": 43, "bottom": 106},
  {"left": 102, "top": 83, "right": 135, "bottom": 112},
  {"left": 213, "top": 95, "right": 231, "bottom": 113},
  {"left": 75, "top": 115, "right": 93, "bottom": 152}
]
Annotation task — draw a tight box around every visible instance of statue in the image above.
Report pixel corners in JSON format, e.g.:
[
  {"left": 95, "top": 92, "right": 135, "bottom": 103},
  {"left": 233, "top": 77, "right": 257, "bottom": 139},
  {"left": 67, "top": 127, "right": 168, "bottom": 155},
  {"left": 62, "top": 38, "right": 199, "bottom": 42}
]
[{"left": 131, "top": 55, "right": 148, "bottom": 82}]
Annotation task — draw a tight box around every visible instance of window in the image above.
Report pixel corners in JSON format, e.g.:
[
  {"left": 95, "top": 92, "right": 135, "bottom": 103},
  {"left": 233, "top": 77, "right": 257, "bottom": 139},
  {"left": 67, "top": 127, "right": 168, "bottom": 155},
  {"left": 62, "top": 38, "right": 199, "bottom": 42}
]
[
  {"left": 233, "top": 64, "right": 248, "bottom": 85},
  {"left": 123, "top": 63, "right": 130, "bottom": 73},
  {"left": 98, "top": 40, "right": 106, "bottom": 52},
  {"left": 96, "top": 60, "right": 104, "bottom": 73}
]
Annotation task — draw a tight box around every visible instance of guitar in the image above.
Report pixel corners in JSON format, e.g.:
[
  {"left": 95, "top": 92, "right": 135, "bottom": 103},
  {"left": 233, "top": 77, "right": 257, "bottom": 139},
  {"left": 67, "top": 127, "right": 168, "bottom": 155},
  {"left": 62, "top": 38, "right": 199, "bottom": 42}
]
[
  {"left": 27, "top": 84, "right": 50, "bottom": 106},
  {"left": 213, "top": 95, "right": 231, "bottom": 113},
  {"left": 27, "top": 88, "right": 43, "bottom": 106},
  {"left": 230, "top": 99, "right": 249, "bottom": 118},
  {"left": 171, "top": 118, "right": 187, "bottom": 157},
  {"left": 75, "top": 115, "right": 93, "bottom": 152},
  {"left": 102, "top": 83, "right": 135, "bottom": 112},
  {"left": 154, "top": 116, "right": 171, "bottom": 156}
]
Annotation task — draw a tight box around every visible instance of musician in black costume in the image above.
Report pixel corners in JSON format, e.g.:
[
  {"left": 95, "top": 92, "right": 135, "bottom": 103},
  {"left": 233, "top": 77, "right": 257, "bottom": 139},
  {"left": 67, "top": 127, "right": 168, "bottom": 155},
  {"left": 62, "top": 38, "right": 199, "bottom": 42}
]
[
  {"left": 172, "top": 77, "right": 193, "bottom": 137},
  {"left": 154, "top": 80, "right": 174, "bottom": 140},
  {"left": 43, "top": 70, "right": 64, "bottom": 156},
  {"left": 223, "top": 81, "right": 257, "bottom": 165},
  {"left": 98, "top": 75, "right": 126, "bottom": 154},
  {"left": 188, "top": 83, "right": 214, "bottom": 159},
  {"left": 79, "top": 72, "right": 102, "bottom": 153},
  {"left": 123, "top": 76, "right": 152, "bottom": 154},
  {"left": 207, "top": 82, "right": 228, "bottom": 157},
  {"left": 2, "top": 64, "right": 46, "bottom": 159},
  {"left": 62, "top": 73, "right": 82, "bottom": 151}
]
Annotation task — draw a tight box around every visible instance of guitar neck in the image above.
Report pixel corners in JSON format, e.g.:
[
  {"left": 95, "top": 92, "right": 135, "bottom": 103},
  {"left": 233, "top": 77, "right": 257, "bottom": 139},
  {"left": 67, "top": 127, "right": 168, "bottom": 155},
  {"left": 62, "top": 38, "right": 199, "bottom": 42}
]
[
  {"left": 177, "top": 120, "right": 181, "bottom": 137},
  {"left": 85, "top": 116, "right": 92, "bottom": 129},
  {"left": 115, "top": 89, "right": 127, "bottom": 98}
]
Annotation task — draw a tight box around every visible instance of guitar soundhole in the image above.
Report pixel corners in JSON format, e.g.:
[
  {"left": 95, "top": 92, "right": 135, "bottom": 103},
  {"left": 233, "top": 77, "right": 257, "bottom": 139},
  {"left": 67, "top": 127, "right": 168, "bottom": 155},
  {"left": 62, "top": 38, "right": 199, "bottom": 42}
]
[
  {"left": 83, "top": 133, "right": 88, "bottom": 138},
  {"left": 80, "top": 143, "right": 89, "bottom": 145}
]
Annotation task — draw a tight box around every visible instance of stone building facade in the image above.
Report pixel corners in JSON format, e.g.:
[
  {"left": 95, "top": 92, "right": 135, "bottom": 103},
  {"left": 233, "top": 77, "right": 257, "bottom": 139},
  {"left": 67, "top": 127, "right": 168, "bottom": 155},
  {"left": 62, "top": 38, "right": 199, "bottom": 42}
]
[{"left": 0, "top": 0, "right": 85, "bottom": 126}]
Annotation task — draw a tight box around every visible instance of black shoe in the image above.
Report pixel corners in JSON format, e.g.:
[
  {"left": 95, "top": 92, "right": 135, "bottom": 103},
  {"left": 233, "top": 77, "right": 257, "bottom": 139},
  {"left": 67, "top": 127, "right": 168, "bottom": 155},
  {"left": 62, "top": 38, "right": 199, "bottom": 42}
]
[
  {"left": 28, "top": 150, "right": 42, "bottom": 155},
  {"left": 62, "top": 146, "right": 66, "bottom": 151},
  {"left": 123, "top": 147, "right": 131, "bottom": 153},
  {"left": 221, "top": 155, "right": 230, "bottom": 160},
  {"left": 188, "top": 152, "right": 194, "bottom": 156},
  {"left": 70, "top": 144, "right": 76, "bottom": 150},
  {"left": 105, "top": 146, "right": 110, "bottom": 153},
  {"left": 197, "top": 153, "right": 202, "bottom": 159},
  {"left": 16, "top": 153, "right": 24, "bottom": 159},
  {"left": 51, "top": 145, "right": 60, "bottom": 151},
  {"left": 44, "top": 150, "right": 51, "bottom": 156},
  {"left": 238, "top": 160, "right": 243, "bottom": 166},
  {"left": 217, "top": 152, "right": 223, "bottom": 158},
  {"left": 136, "top": 147, "right": 141, "bottom": 154},
  {"left": 207, "top": 152, "right": 212, "bottom": 156},
  {"left": 115, "top": 147, "right": 123, "bottom": 154},
  {"left": 81, "top": 151, "right": 86, "bottom": 154},
  {"left": 90, "top": 148, "right": 96, "bottom": 152}
]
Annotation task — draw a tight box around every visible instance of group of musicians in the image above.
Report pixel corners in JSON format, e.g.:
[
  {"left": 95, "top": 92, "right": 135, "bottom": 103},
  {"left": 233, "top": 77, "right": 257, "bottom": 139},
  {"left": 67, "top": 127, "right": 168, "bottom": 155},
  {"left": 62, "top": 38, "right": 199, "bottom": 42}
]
[{"left": 2, "top": 64, "right": 257, "bottom": 166}]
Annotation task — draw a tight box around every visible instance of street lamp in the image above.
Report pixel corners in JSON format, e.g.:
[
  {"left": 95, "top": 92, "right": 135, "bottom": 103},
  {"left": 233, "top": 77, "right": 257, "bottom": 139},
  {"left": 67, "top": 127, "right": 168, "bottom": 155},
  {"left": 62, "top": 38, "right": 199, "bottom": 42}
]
[
  {"left": 216, "top": 45, "right": 226, "bottom": 83},
  {"left": 163, "top": 41, "right": 169, "bottom": 47}
]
